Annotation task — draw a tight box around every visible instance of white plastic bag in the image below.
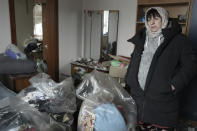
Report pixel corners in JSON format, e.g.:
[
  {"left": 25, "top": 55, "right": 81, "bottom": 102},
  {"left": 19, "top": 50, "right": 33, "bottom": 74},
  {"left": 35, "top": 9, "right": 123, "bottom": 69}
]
[
  {"left": 0, "top": 96, "right": 65, "bottom": 131},
  {"left": 5, "top": 44, "right": 27, "bottom": 60},
  {"left": 18, "top": 73, "right": 76, "bottom": 129},
  {"left": 76, "top": 70, "right": 137, "bottom": 131}
]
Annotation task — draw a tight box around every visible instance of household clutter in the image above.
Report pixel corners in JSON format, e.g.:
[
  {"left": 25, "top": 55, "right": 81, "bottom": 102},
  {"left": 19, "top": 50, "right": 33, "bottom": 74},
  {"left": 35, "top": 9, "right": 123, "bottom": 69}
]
[
  {"left": 0, "top": 43, "right": 137, "bottom": 130},
  {"left": 0, "top": 73, "right": 76, "bottom": 131},
  {"left": 71, "top": 54, "right": 130, "bottom": 86},
  {"left": 18, "top": 73, "right": 76, "bottom": 129},
  {"left": 0, "top": 70, "right": 137, "bottom": 131},
  {"left": 0, "top": 41, "right": 47, "bottom": 75},
  {"left": 0, "top": 96, "right": 66, "bottom": 131}
]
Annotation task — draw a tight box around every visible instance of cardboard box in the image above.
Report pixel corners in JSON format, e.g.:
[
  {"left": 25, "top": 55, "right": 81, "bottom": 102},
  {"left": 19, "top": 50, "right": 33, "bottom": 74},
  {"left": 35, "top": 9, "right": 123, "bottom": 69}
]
[{"left": 109, "top": 66, "right": 127, "bottom": 78}]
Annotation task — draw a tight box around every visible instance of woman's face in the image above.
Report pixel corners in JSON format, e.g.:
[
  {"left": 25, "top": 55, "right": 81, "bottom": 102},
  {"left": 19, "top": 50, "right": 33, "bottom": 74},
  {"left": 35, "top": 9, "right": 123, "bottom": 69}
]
[{"left": 147, "top": 16, "right": 162, "bottom": 32}]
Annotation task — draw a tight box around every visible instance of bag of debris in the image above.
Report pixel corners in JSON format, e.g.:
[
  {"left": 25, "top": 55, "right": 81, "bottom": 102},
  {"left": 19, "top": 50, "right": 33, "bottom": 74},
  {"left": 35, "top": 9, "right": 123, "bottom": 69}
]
[
  {"left": 76, "top": 70, "right": 137, "bottom": 131},
  {"left": 18, "top": 73, "right": 76, "bottom": 128},
  {"left": 0, "top": 96, "right": 65, "bottom": 131}
]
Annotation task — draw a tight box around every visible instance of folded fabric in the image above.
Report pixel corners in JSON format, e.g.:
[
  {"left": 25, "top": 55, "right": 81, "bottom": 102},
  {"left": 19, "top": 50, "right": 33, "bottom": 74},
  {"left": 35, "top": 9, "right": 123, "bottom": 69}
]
[
  {"left": 94, "top": 104, "right": 127, "bottom": 131},
  {"left": 0, "top": 54, "right": 36, "bottom": 75},
  {"left": 5, "top": 49, "right": 19, "bottom": 59}
]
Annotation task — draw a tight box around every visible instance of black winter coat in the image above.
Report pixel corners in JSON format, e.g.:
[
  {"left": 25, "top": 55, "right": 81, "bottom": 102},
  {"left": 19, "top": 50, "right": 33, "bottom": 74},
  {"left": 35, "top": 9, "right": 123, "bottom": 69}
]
[{"left": 125, "top": 19, "right": 197, "bottom": 127}]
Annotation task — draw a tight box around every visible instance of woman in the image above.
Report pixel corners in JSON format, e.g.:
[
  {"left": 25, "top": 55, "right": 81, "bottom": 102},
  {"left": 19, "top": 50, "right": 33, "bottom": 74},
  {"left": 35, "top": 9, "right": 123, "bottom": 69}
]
[{"left": 126, "top": 7, "right": 197, "bottom": 130}]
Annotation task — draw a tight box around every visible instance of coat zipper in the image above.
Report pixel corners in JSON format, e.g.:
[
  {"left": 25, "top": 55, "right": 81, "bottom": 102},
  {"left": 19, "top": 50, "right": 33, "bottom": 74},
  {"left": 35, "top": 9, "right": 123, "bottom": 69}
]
[{"left": 141, "top": 93, "right": 145, "bottom": 121}]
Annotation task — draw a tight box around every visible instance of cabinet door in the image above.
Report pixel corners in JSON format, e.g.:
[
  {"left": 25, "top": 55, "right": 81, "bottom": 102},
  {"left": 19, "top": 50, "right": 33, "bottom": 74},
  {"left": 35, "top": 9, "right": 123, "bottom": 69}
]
[{"left": 14, "top": 76, "right": 31, "bottom": 92}]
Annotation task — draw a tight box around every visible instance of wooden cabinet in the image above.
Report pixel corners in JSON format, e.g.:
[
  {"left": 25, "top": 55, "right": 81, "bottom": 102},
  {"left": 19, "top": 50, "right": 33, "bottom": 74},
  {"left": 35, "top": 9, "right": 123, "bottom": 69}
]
[
  {"left": 12, "top": 75, "right": 32, "bottom": 93},
  {"left": 136, "top": 0, "right": 193, "bottom": 35},
  {"left": 1, "top": 74, "right": 36, "bottom": 93}
]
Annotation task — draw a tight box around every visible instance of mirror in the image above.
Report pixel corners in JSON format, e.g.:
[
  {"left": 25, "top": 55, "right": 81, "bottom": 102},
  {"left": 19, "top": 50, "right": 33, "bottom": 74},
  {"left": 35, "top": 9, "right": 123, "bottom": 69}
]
[
  {"left": 83, "top": 10, "right": 119, "bottom": 61},
  {"left": 12, "top": 0, "right": 43, "bottom": 60}
]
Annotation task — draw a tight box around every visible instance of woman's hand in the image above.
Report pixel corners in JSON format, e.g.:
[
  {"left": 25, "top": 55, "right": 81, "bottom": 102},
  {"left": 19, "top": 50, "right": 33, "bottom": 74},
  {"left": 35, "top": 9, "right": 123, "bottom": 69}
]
[{"left": 171, "top": 85, "right": 175, "bottom": 91}]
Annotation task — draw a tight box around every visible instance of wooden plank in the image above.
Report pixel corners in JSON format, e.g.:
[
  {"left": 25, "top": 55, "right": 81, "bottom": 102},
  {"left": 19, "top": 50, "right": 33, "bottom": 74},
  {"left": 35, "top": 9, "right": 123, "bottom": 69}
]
[
  {"left": 14, "top": 76, "right": 31, "bottom": 93},
  {"left": 138, "top": 0, "right": 190, "bottom": 5},
  {"left": 33, "top": 0, "right": 46, "bottom": 3},
  {"left": 185, "top": 0, "right": 193, "bottom": 36},
  {"left": 108, "top": 54, "right": 130, "bottom": 63}
]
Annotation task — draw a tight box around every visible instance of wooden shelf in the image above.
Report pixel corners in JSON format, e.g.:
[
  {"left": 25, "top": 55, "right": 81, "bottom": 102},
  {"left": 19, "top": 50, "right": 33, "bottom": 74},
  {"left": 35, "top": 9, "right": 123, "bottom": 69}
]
[
  {"left": 136, "top": 0, "right": 193, "bottom": 35},
  {"left": 179, "top": 22, "right": 186, "bottom": 25},
  {"left": 138, "top": 0, "right": 190, "bottom": 6},
  {"left": 136, "top": 21, "right": 145, "bottom": 24},
  {"left": 136, "top": 21, "right": 186, "bottom": 25}
]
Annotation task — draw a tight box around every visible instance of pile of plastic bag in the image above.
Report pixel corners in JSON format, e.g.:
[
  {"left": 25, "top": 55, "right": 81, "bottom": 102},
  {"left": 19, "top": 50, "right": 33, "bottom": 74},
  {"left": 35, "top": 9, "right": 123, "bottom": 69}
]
[
  {"left": 0, "top": 73, "right": 76, "bottom": 131},
  {"left": 17, "top": 73, "right": 76, "bottom": 130},
  {"left": 76, "top": 70, "right": 137, "bottom": 131},
  {"left": 0, "top": 96, "right": 65, "bottom": 131}
]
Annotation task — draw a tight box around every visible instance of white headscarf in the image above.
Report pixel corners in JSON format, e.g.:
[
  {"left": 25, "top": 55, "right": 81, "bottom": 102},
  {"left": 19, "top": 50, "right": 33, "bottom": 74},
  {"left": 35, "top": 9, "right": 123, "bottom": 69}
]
[{"left": 145, "top": 7, "right": 169, "bottom": 38}]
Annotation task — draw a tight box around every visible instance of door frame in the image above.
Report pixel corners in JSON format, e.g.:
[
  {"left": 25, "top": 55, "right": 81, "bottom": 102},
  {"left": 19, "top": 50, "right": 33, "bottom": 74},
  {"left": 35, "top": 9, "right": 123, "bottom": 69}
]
[
  {"left": 9, "top": 0, "right": 59, "bottom": 81},
  {"left": 9, "top": 0, "right": 17, "bottom": 45}
]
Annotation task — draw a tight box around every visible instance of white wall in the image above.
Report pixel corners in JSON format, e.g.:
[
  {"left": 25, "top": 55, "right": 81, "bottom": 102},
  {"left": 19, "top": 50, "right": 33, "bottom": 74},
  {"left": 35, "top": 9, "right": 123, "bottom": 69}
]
[
  {"left": 82, "top": 0, "right": 137, "bottom": 57},
  {"left": 0, "top": 0, "right": 11, "bottom": 53},
  {"left": 58, "top": 0, "right": 83, "bottom": 77}
]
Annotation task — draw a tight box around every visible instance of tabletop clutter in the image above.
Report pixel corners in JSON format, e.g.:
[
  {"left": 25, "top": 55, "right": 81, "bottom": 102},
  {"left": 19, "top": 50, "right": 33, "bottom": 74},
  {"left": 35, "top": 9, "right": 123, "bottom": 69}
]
[{"left": 71, "top": 54, "right": 130, "bottom": 85}]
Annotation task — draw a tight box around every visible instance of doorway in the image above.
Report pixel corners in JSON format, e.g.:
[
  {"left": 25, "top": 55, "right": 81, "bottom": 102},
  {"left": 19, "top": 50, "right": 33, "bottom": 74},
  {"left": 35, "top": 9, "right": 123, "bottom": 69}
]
[{"left": 9, "top": 0, "right": 59, "bottom": 81}]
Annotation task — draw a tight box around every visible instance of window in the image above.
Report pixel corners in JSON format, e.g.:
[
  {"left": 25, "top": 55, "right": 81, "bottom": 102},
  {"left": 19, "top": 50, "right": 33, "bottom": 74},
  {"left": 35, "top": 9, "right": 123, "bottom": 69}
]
[
  {"left": 33, "top": 4, "right": 43, "bottom": 40},
  {"left": 103, "top": 11, "right": 109, "bottom": 35}
]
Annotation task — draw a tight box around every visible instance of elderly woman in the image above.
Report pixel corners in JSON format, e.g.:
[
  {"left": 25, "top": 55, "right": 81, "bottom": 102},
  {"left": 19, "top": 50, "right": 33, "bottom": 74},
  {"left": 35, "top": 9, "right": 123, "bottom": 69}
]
[{"left": 126, "top": 7, "right": 197, "bottom": 130}]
